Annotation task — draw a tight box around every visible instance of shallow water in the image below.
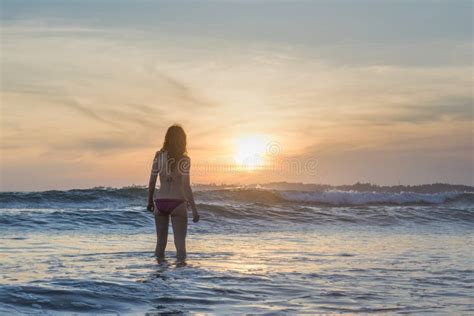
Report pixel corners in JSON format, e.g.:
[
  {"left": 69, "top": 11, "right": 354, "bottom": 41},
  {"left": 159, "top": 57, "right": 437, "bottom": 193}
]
[{"left": 0, "top": 188, "right": 473, "bottom": 314}]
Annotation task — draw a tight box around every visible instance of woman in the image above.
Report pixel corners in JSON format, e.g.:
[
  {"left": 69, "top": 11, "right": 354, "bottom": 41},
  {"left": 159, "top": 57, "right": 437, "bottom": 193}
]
[{"left": 147, "top": 124, "right": 200, "bottom": 262}]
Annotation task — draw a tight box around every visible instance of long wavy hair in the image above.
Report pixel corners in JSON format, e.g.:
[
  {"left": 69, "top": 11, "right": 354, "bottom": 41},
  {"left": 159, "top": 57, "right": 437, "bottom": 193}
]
[{"left": 161, "top": 124, "right": 187, "bottom": 171}]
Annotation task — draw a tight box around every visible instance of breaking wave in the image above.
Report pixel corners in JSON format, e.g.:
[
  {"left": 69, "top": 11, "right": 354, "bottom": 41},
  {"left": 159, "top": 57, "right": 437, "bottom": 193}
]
[
  {"left": 0, "top": 186, "right": 472, "bottom": 232},
  {"left": 0, "top": 186, "right": 473, "bottom": 207},
  {"left": 277, "top": 190, "right": 472, "bottom": 205}
]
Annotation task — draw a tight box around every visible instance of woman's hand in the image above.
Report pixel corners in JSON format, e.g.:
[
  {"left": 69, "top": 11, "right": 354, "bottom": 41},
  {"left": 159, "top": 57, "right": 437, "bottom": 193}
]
[
  {"left": 147, "top": 203, "right": 154, "bottom": 213},
  {"left": 192, "top": 212, "right": 200, "bottom": 223}
]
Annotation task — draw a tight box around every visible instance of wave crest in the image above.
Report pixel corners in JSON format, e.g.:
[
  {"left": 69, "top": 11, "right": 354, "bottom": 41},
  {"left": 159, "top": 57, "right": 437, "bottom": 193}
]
[
  {"left": 277, "top": 190, "right": 471, "bottom": 205},
  {"left": 1, "top": 187, "right": 473, "bottom": 207}
]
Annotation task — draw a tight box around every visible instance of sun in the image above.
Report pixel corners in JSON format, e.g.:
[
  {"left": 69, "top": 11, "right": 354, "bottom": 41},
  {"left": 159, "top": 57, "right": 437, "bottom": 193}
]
[{"left": 233, "top": 135, "right": 268, "bottom": 170}]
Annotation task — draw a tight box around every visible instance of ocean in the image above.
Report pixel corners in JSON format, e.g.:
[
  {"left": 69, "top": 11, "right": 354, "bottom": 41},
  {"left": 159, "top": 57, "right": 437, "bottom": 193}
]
[{"left": 0, "top": 186, "right": 473, "bottom": 314}]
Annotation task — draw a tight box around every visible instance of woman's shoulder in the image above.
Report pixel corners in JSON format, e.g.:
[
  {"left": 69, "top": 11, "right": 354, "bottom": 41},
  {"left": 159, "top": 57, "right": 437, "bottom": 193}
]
[{"left": 154, "top": 150, "right": 167, "bottom": 164}]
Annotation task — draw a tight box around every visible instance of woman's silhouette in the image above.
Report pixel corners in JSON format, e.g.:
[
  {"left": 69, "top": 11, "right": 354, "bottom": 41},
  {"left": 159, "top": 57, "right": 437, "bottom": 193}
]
[{"left": 147, "top": 125, "right": 200, "bottom": 261}]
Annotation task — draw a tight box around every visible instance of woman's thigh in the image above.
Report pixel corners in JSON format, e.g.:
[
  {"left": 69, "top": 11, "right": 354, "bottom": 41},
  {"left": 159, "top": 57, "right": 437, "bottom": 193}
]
[
  {"left": 171, "top": 202, "right": 187, "bottom": 218},
  {"left": 171, "top": 203, "right": 187, "bottom": 238},
  {"left": 155, "top": 213, "right": 169, "bottom": 236}
]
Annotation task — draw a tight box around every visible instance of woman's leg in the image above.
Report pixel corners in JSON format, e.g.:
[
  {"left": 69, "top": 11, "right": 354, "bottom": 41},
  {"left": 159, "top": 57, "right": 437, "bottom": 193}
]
[
  {"left": 154, "top": 214, "right": 169, "bottom": 258},
  {"left": 171, "top": 203, "right": 188, "bottom": 261}
]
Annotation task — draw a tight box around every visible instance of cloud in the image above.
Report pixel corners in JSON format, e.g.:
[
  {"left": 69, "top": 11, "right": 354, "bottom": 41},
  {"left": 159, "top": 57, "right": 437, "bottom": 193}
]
[
  {"left": 62, "top": 99, "right": 113, "bottom": 125},
  {"left": 40, "top": 125, "right": 157, "bottom": 156},
  {"left": 346, "top": 98, "right": 473, "bottom": 126},
  {"left": 49, "top": 136, "right": 148, "bottom": 153},
  {"left": 133, "top": 68, "right": 219, "bottom": 111}
]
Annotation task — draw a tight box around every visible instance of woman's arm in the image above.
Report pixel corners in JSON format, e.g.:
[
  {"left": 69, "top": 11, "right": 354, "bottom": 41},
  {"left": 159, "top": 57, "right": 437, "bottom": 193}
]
[
  {"left": 147, "top": 151, "right": 161, "bottom": 212},
  {"left": 182, "top": 157, "right": 200, "bottom": 222}
]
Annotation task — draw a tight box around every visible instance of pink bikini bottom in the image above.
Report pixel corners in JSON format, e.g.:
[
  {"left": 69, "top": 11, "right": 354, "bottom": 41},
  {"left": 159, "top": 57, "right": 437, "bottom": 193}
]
[{"left": 154, "top": 198, "right": 186, "bottom": 216}]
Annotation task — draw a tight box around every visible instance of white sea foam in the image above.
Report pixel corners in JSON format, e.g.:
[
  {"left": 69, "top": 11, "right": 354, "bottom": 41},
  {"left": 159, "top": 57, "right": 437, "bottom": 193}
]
[{"left": 278, "top": 190, "right": 463, "bottom": 205}]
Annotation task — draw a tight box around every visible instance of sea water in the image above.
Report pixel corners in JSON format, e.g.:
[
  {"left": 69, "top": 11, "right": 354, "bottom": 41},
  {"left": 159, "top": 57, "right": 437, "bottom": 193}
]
[{"left": 0, "top": 187, "right": 473, "bottom": 314}]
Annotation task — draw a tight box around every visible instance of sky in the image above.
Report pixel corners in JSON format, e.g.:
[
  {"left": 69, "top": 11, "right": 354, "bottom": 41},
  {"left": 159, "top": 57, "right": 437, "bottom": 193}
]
[{"left": 1, "top": 0, "right": 473, "bottom": 191}]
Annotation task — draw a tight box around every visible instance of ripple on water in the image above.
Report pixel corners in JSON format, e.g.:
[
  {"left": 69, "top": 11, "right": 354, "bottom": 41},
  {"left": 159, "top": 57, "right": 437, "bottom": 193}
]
[{"left": 0, "top": 219, "right": 473, "bottom": 314}]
